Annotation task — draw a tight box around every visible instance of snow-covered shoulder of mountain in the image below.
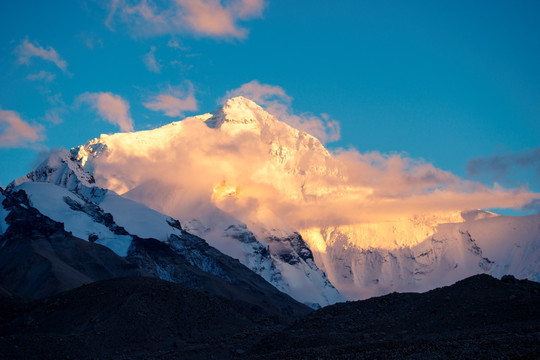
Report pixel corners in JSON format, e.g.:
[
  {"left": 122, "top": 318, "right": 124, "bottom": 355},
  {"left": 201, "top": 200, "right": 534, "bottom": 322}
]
[
  {"left": 14, "top": 182, "right": 133, "bottom": 256},
  {"left": 455, "top": 213, "right": 540, "bottom": 279},
  {"left": 302, "top": 213, "right": 540, "bottom": 300},
  {"left": 98, "top": 190, "right": 183, "bottom": 241},
  {"left": 11, "top": 179, "right": 191, "bottom": 255}
]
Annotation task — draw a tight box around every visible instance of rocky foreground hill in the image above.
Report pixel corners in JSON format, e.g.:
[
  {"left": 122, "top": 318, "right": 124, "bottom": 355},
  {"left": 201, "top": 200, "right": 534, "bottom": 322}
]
[{"left": 1, "top": 274, "right": 539, "bottom": 360}]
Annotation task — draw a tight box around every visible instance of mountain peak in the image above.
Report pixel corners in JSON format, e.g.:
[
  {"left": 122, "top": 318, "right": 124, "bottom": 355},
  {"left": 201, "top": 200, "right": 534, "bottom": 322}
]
[
  {"left": 204, "top": 96, "right": 269, "bottom": 129},
  {"left": 223, "top": 96, "right": 260, "bottom": 108}
]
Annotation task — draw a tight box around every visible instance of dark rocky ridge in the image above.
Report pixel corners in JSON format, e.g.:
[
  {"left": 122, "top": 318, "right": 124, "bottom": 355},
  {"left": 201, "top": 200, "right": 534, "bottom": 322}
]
[
  {"left": 247, "top": 274, "right": 540, "bottom": 359},
  {"left": 1, "top": 274, "right": 539, "bottom": 359},
  {"left": 0, "top": 277, "right": 283, "bottom": 360}
]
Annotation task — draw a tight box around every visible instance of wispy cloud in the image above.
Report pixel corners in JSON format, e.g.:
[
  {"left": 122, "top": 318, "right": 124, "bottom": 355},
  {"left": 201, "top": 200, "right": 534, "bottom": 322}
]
[
  {"left": 223, "top": 80, "right": 341, "bottom": 143},
  {"left": 14, "top": 38, "right": 68, "bottom": 73},
  {"left": 44, "top": 109, "right": 65, "bottom": 125},
  {"left": 105, "top": 0, "right": 265, "bottom": 39},
  {"left": 0, "top": 107, "right": 44, "bottom": 148},
  {"left": 166, "top": 38, "right": 188, "bottom": 50},
  {"left": 143, "top": 46, "right": 161, "bottom": 73},
  {"left": 79, "top": 32, "right": 104, "bottom": 50},
  {"left": 143, "top": 82, "right": 198, "bottom": 117},
  {"left": 27, "top": 70, "right": 56, "bottom": 82},
  {"left": 42, "top": 93, "right": 68, "bottom": 125},
  {"left": 467, "top": 147, "right": 540, "bottom": 186},
  {"left": 77, "top": 92, "right": 134, "bottom": 132}
]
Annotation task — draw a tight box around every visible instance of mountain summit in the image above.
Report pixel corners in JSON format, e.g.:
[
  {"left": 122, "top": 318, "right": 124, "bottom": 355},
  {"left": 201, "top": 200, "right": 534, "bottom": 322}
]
[{"left": 204, "top": 96, "right": 272, "bottom": 129}]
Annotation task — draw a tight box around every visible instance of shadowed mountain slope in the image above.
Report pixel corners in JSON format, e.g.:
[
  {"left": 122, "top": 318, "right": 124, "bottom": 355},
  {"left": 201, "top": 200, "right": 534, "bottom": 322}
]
[
  {"left": 248, "top": 274, "right": 540, "bottom": 359},
  {"left": 0, "top": 277, "right": 295, "bottom": 360}
]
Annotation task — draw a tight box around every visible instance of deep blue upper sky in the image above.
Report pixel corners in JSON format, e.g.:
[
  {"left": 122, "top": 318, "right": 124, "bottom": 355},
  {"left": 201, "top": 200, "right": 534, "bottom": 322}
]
[{"left": 1, "top": 0, "right": 539, "bottom": 213}]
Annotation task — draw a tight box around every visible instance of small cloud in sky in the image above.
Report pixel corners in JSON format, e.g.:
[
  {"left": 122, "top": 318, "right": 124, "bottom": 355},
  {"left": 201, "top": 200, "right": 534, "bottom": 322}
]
[
  {"left": 143, "top": 46, "right": 161, "bottom": 73},
  {"left": 79, "top": 32, "right": 104, "bottom": 50},
  {"left": 14, "top": 38, "right": 68, "bottom": 73},
  {"left": 223, "top": 80, "right": 292, "bottom": 104},
  {"left": 27, "top": 70, "right": 56, "bottom": 82},
  {"left": 44, "top": 108, "right": 66, "bottom": 125},
  {"left": 467, "top": 147, "right": 540, "bottom": 187},
  {"left": 166, "top": 39, "right": 188, "bottom": 50},
  {"left": 77, "top": 92, "right": 134, "bottom": 132},
  {"left": 223, "top": 80, "right": 341, "bottom": 143},
  {"left": 0, "top": 107, "right": 44, "bottom": 148},
  {"left": 105, "top": 0, "right": 265, "bottom": 39},
  {"left": 143, "top": 82, "right": 198, "bottom": 117}
]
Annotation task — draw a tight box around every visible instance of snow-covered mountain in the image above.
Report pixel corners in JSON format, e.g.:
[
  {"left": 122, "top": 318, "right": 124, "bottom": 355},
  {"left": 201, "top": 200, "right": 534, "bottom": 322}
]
[
  {"left": 12, "top": 96, "right": 540, "bottom": 304},
  {"left": 68, "top": 99, "right": 346, "bottom": 307}
]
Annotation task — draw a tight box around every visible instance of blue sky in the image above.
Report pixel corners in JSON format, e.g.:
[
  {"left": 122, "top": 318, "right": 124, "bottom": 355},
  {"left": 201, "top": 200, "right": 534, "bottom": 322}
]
[{"left": 1, "top": 0, "right": 539, "bottom": 214}]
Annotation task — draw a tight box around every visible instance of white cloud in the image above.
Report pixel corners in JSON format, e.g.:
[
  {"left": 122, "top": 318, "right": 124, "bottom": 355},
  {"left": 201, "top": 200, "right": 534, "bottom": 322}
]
[
  {"left": 14, "top": 38, "right": 68, "bottom": 73},
  {"left": 78, "top": 92, "right": 134, "bottom": 132},
  {"left": 0, "top": 107, "right": 44, "bottom": 148},
  {"left": 105, "top": 0, "right": 265, "bottom": 39},
  {"left": 143, "top": 46, "right": 161, "bottom": 73},
  {"left": 143, "top": 82, "right": 198, "bottom": 117},
  {"left": 223, "top": 80, "right": 341, "bottom": 143},
  {"left": 27, "top": 70, "right": 56, "bottom": 82}
]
